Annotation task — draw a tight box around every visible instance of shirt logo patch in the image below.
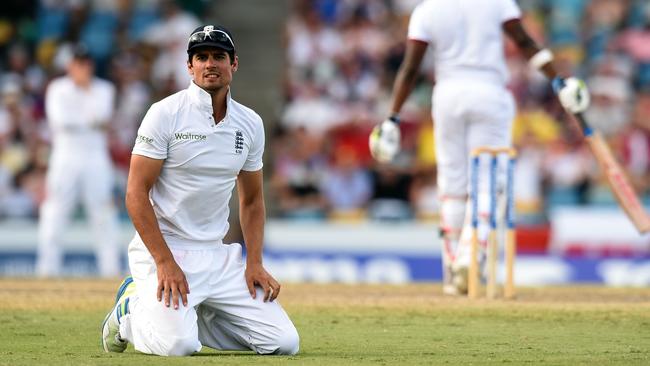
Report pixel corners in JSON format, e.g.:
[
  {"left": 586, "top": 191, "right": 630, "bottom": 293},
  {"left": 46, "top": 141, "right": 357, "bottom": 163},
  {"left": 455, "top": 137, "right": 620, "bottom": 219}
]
[
  {"left": 235, "top": 130, "right": 244, "bottom": 154},
  {"left": 136, "top": 135, "right": 154, "bottom": 144},
  {"left": 175, "top": 132, "right": 207, "bottom": 141}
]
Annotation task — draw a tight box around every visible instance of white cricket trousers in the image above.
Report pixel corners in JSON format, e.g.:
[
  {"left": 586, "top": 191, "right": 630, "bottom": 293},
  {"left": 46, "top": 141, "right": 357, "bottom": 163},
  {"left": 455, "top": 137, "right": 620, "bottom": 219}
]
[
  {"left": 433, "top": 80, "right": 515, "bottom": 266},
  {"left": 37, "top": 151, "right": 120, "bottom": 277},
  {"left": 119, "top": 236, "right": 300, "bottom": 356}
]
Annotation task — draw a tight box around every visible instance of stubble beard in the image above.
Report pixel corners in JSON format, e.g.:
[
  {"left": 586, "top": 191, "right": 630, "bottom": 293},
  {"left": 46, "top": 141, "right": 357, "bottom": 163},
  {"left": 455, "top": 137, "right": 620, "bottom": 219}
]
[{"left": 197, "top": 76, "right": 227, "bottom": 94}]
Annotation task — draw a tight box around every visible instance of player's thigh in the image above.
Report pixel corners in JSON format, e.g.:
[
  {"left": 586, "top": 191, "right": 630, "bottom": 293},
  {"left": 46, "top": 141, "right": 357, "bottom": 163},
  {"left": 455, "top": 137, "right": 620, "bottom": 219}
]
[
  {"left": 466, "top": 86, "right": 515, "bottom": 151},
  {"left": 128, "top": 237, "right": 201, "bottom": 336},
  {"left": 44, "top": 155, "right": 81, "bottom": 207},
  {"left": 465, "top": 88, "right": 515, "bottom": 196},
  {"left": 433, "top": 85, "right": 469, "bottom": 197},
  {"left": 200, "top": 244, "right": 298, "bottom": 353},
  {"left": 80, "top": 155, "right": 114, "bottom": 206},
  {"left": 129, "top": 279, "right": 202, "bottom": 356},
  {"left": 198, "top": 291, "right": 298, "bottom": 354},
  {"left": 127, "top": 236, "right": 212, "bottom": 304}
]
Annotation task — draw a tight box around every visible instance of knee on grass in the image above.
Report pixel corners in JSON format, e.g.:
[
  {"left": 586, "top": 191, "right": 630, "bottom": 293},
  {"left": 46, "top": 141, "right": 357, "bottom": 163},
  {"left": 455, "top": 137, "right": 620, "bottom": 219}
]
[
  {"left": 158, "top": 335, "right": 200, "bottom": 356},
  {"left": 257, "top": 326, "right": 300, "bottom": 356}
]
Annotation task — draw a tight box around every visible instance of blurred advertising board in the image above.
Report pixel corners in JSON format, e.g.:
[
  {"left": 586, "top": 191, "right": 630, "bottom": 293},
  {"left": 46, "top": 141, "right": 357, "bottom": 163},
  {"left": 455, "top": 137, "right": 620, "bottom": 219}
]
[{"left": 0, "top": 215, "right": 648, "bottom": 286}]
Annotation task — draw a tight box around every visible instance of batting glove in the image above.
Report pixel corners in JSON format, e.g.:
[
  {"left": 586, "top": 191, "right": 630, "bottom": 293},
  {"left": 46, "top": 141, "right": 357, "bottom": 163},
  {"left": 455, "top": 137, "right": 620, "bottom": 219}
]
[
  {"left": 552, "top": 76, "right": 590, "bottom": 113},
  {"left": 369, "top": 116, "right": 401, "bottom": 163}
]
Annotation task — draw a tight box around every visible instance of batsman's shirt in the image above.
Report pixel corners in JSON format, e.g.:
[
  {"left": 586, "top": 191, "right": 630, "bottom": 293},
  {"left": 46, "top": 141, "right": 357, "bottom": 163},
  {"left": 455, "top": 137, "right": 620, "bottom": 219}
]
[
  {"left": 408, "top": 0, "right": 521, "bottom": 86},
  {"left": 132, "top": 81, "right": 264, "bottom": 245}
]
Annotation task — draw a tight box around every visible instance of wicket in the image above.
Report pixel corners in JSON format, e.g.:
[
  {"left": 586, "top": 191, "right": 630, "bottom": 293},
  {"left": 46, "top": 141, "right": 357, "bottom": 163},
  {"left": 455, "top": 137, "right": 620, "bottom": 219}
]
[{"left": 468, "top": 147, "right": 517, "bottom": 300}]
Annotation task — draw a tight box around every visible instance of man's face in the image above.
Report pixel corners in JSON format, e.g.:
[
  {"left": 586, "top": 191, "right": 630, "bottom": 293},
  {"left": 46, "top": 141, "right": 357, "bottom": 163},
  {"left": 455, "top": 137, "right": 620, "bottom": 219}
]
[
  {"left": 68, "top": 58, "right": 94, "bottom": 86},
  {"left": 188, "top": 47, "right": 237, "bottom": 92}
]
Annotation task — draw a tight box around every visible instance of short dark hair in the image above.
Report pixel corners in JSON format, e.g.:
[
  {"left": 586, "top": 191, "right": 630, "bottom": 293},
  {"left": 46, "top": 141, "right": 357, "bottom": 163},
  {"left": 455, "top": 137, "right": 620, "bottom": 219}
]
[{"left": 72, "top": 43, "right": 93, "bottom": 61}]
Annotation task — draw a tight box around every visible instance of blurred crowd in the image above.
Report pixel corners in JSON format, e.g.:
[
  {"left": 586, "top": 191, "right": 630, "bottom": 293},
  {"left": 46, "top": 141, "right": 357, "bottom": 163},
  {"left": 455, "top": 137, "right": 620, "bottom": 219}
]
[
  {"left": 0, "top": 0, "right": 207, "bottom": 220},
  {"left": 1, "top": 0, "right": 650, "bottom": 226},
  {"left": 272, "top": 0, "right": 650, "bottom": 224}
]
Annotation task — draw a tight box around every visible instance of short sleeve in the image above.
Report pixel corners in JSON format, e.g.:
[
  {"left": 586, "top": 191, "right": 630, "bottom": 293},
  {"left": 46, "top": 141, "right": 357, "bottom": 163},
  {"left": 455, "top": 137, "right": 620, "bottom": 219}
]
[
  {"left": 132, "top": 103, "right": 170, "bottom": 160},
  {"left": 242, "top": 117, "right": 264, "bottom": 171},
  {"left": 407, "top": 3, "right": 431, "bottom": 43},
  {"left": 501, "top": 0, "right": 522, "bottom": 22}
]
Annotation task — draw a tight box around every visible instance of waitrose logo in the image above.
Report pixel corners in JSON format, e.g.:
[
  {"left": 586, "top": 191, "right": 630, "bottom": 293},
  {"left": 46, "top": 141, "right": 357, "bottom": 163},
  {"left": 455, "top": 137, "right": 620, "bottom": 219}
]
[
  {"left": 175, "top": 132, "right": 207, "bottom": 141},
  {"left": 136, "top": 135, "right": 154, "bottom": 144}
]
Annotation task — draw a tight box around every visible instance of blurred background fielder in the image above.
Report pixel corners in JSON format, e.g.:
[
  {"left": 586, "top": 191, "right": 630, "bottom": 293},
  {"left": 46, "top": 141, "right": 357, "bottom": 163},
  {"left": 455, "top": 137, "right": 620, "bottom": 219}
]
[{"left": 36, "top": 44, "right": 120, "bottom": 278}]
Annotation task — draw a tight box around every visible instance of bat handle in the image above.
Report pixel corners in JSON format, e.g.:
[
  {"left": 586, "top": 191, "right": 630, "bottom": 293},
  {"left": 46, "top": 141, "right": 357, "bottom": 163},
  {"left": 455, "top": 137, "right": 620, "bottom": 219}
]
[
  {"left": 573, "top": 112, "right": 593, "bottom": 137},
  {"left": 552, "top": 76, "right": 592, "bottom": 137}
]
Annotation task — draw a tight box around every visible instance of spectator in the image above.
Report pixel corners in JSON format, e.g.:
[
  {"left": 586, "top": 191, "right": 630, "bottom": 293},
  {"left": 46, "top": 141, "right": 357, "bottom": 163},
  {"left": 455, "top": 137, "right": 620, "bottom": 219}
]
[
  {"left": 142, "top": 0, "right": 200, "bottom": 92},
  {"left": 269, "top": 127, "right": 328, "bottom": 220},
  {"left": 322, "top": 144, "right": 373, "bottom": 220},
  {"left": 368, "top": 165, "right": 413, "bottom": 221}
]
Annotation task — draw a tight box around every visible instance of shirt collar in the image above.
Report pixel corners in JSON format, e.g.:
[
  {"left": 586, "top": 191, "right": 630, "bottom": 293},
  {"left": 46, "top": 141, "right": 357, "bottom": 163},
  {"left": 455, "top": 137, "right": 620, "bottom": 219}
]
[{"left": 187, "top": 81, "right": 233, "bottom": 119}]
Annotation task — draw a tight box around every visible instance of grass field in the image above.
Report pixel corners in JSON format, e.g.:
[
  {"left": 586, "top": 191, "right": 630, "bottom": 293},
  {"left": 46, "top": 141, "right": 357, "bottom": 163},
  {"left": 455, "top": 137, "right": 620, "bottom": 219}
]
[{"left": 1, "top": 279, "right": 649, "bottom": 365}]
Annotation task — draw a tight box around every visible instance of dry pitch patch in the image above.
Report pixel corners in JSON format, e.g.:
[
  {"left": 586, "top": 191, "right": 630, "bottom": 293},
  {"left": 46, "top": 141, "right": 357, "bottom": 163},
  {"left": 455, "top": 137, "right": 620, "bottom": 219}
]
[
  {"left": 2, "top": 279, "right": 650, "bottom": 310},
  {"left": 1, "top": 279, "right": 649, "bottom": 365}
]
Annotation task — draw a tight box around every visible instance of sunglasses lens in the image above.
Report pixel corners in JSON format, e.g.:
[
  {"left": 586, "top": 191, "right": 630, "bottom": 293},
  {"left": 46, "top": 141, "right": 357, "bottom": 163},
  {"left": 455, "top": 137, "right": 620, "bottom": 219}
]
[
  {"left": 188, "top": 30, "right": 233, "bottom": 48},
  {"left": 189, "top": 32, "right": 206, "bottom": 43},
  {"left": 208, "top": 31, "right": 230, "bottom": 44}
]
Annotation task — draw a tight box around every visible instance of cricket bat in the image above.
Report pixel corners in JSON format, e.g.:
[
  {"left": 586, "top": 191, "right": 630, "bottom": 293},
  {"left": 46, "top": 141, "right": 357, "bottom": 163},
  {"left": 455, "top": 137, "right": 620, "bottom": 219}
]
[{"left": 572, "top": 112, "right": 650, "bottom": 233}]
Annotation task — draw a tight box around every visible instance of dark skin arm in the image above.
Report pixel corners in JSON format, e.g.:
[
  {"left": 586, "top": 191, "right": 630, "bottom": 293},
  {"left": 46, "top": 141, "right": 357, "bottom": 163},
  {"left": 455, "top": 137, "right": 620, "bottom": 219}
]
[
  {"left": 237, "top": 169, "right": 281, "bottom": 302},
  {"left": 125, "top": 155, "right": 189, "bottom": 309},
  {"left": 390, "top": 39, "right": 429, "bottom": 116},
  {"left": 502, "top": 18, "right": 558, "bottom": 79},
  {"left": 390, "top": 19, "right": 564, "bottom": 117}
]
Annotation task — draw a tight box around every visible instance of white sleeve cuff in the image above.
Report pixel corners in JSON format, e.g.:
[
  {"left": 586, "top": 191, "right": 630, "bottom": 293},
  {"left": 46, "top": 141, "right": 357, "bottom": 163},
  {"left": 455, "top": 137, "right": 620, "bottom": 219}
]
[{"left": 529, "top": 49, "right": 553, "bottom": 70}]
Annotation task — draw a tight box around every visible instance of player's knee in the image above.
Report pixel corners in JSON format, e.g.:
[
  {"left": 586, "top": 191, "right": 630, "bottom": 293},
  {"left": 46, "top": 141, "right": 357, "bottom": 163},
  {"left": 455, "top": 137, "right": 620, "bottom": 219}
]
[
  {"left": 162, "top": 335, "right": 200, "bottom": 356},
  {"left": 272, "top": 326, "right": 300, "bottom": 355}
]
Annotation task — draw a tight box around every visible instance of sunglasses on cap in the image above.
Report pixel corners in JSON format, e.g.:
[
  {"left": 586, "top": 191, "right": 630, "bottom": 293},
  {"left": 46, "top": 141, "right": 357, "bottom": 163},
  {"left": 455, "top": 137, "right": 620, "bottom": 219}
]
[{"left": 188, "top": 28, "right": 235, "bottom": 49}]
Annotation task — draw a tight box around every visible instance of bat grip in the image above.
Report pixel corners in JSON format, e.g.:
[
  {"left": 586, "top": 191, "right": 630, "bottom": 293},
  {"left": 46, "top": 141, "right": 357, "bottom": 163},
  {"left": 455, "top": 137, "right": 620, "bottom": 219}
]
[
  {"left": 553, "top": 76, "right": 592, "bottom": 137},
  {"left": 573, "top": 113, "right": 593, "bottom": 137}
]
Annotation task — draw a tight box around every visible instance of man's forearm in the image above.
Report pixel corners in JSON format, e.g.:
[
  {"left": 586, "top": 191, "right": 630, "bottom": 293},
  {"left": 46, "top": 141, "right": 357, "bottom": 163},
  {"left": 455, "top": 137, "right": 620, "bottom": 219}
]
[
  {"left": 390, "top": 40, "right": 429, "bottom": 115},
  {"left": 503, "top": 19, "right": 559, "bottom": 80},
  {"left": 240, "top": 200, "right": 265, "bottom": 265},
  {"left": 125, "top": 190, "right": 173, "bottom": 265},
  {"left": 390, "top": 63, "right": 420, "bottom": 115}
]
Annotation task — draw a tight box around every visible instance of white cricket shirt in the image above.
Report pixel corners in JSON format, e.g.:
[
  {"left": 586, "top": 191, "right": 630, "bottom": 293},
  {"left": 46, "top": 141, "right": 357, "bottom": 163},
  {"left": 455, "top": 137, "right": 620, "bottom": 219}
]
[
  {"left": 132, "top": 81, "right": 265, "bottom": 245},
  {"left": 408, "top": 0, "right": 521, "bottom": 86},
  {"left": 46, "top": 76, "right": 115, "bottom": 156}
]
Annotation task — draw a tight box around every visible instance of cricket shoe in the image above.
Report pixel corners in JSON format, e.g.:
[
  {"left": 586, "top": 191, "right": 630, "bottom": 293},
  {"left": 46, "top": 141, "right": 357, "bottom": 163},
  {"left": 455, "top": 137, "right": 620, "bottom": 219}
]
[
  {"left": 101, "top": 276, "right": 136, "bottom": 352},
  {"left": 452, "top": 265, "right": 469, "bottom": 295},
  {"left": 442, "top": 266, "right": 469, "bottom": 296},
  {"left": 442, "top": 261, "right": 459, "bottom": 296}
]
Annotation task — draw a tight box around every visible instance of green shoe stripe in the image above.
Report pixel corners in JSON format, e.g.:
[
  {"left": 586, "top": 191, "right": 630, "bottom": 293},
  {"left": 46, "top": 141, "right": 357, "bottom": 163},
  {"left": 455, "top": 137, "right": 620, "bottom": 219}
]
[
  {"left": 114, "top": 276, "right": 134, "bottom": 304},
  {"left": 116, "top": 297, "right": 131, "bottom": 323}
]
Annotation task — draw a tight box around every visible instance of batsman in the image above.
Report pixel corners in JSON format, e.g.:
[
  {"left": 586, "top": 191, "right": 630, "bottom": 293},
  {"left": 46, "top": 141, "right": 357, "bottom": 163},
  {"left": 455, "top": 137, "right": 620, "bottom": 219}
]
[{"left": 369, "top": 0, "right": 590, "bottom": 295}]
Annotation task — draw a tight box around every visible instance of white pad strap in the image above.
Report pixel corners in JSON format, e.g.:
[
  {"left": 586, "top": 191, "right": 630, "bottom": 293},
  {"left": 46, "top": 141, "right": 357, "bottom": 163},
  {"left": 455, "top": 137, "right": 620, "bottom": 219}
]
[{"left": 529, "top": 48, "right": 554, "bottom": 70}]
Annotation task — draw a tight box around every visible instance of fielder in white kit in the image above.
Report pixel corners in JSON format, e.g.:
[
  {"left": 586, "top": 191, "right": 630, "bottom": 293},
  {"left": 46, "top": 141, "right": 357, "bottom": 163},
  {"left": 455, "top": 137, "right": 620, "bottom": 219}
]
[
  {"left": 101, "top": 24, "right": 299, "bottom": 356},
  {"left": 369, "top": 0, "right": 590, "bottom": 294},
  {"left": 37, "top": 44, "right": 120, "bottom": 277}
]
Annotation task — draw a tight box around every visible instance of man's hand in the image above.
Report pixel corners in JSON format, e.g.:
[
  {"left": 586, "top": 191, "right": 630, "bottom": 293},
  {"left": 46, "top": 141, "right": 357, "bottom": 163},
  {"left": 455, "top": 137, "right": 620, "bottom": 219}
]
[
  {"left": 552, "top": 77, "right": 590, "bottom": 113},
  {"left": 245, "top": 263, "right": 281, "bottom": 302},
  {"left": 369, "top": 116, "right": 401, "bottom": 163},
  {"left": 156, "top": 258, "right": 190, "bottom": 309}
]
